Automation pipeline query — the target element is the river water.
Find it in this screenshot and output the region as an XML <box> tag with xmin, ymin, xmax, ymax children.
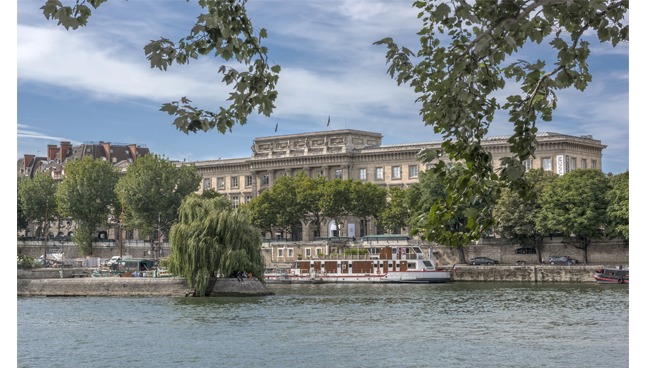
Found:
<box><xmin>18</xmin><ymin>282</ymin><xmax>629</xmax><ymax>368</ymax></box>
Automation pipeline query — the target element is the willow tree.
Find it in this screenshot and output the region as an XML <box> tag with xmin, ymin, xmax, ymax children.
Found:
<box><xmin>168</xmin><ymin>195</ymin><xmax>264</xmax><ymax>295</ymax></box>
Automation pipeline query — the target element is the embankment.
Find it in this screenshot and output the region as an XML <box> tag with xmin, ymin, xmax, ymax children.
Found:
<box><xmin>451</xmin><ymin>264</ymin><xmax>607</xmax><ymax>282</ymax></box>
<box><xmin>17</xmin><ymin>276</ymin><xmax>274</xmax><ymax>297</ymax></box>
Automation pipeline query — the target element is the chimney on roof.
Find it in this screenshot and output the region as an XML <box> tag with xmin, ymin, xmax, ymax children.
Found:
<box><xmin>60</xmin><ymin>141</ymin><xmax>72</xmax><ymax>163</ymax></box>
<box><xmin>47</xmin><ymin>145</ymin><xmax>57</xmax><ymax>161</ymax></box>
<box><xmin>23</xmin><ymin>154</ymin><xmax>35</xmax><ymax>172</ymax></box>
<box><xmin>128</xmin><ymin>144</ymin><xmax>137</xmax><ymax>160</ymax></box>
<box><xmin>101</xmin><ymin>142</ymin><xmax>111</xmax><ymax>161</ymax></box>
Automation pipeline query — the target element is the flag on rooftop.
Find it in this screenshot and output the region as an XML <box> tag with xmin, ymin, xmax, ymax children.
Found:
<box><xmin>275</xmin><ymin>122</ymin><xmax>278</xmax><ymax>132</ymax></box>
<box><xmin>327</xmin><ymin>115</ymin><xmax>330</xmax><ymax>127</ymax></box>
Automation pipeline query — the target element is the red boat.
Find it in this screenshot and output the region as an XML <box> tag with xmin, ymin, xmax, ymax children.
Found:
<box><xmin>593</xmin><ymin>267</ymin><xmax>629</xmax><ymax>284</ymax></box>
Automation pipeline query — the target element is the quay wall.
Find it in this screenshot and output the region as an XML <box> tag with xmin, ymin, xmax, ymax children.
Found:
<box><xmin>450</xmin><ymin>265</ymin><xmax>603</xmax><ymax>282</ymax></box>
<box><xmin>17</xmin><ymin>276</ymin><xmax>273</xmax><ymax>297</ymax></box>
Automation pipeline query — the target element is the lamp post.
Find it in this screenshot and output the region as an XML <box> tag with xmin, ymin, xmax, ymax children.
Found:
<box><xmin>157</xmin><ymin>212</ymin><xmax>161</xmax><ymax>260</ymax></box>
<box><xmin>43</xmin><ymin>199</ymin><xmax>48</xmax><ymax>265</ymax></box>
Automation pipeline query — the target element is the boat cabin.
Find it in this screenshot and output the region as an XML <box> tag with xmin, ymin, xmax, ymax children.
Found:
<box><xmin>112</xmin><ymin>258</ymin><xmax>156</xmax><ymax>274</ymax></box>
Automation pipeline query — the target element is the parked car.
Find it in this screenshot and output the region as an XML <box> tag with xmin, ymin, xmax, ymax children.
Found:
<box><xmin>548</xmin><ymin>256</ymin><xmax>578</xmax><ymax>265</ymax></box>
<box><xmin>468</xmin><ymin>257</ymin><xmax>499</xmax><ymax>265</ymax></box>
<box><xmin>515</xmin><ymin>247</ymin><xmax>537</xmax><ymax>254</ymax></box>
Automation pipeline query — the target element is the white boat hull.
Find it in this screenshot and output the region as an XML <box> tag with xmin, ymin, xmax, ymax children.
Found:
<box><xmin>265</xmin><ymin>270</ymin><xmax>451</xmax><ymax>284</ymax></box>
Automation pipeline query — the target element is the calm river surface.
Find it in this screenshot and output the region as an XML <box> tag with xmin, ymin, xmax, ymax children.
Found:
<box><xmin>18</xmin><ymin>282</ymin><xmax>629</xmax><ymax>368</ymax></box>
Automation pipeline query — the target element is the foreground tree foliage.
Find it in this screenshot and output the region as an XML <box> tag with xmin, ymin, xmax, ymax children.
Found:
<box><xmin>40</xmin><ymin>0</ymin><xmax>628</xmax><ymax>249</ymax></box>
<box><xmin>56</xmin><ymin>156</ymin><xmax>119</xmax><ymax>255</ymax></box>
<box><xmin>536</xmin><ymin>169</ymin><xmax>609</xmax><ymax>263</ymax></box>
<box><xmin>116</xmin><ymin>154</ymin><xmax>201</xmax><ymax>246</ymax></box>
<box><xmin>375</xmin><ymin>0</ymin><xmax>628</xmax><ymax>243</ymax></box>
<box><xmin>41</xmin><ymin>0</ymin><xmax>280</xmax><ymax>135</ymax></box>
<box><xmin>168</xmin><ymin>195</ymin><xmax>264</xmax><ymax>295</ymax></box>
<box><xmin>409</xmin><ymin>164</ymin><xmax>497</xmax><ymax>263</ymax></box>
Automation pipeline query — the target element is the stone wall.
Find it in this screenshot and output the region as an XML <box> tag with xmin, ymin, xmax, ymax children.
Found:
<box><xmin>17</xmin><ymin>277</ymin><xmax>273</xmax><ymax>297</ymax></box>
<box><xmin>450</xmin><ymin>265</ymin><xmax>602</xmax><ymax>282</ymax></box>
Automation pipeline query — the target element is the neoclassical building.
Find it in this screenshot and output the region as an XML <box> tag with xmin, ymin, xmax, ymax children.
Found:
<box><xmin>189</xmin><ymin>129</ymin><xmax>606</xmax><ymax>241</ymax></box>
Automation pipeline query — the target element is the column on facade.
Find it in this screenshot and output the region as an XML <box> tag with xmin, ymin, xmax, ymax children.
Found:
<box><xmin>342</xmin><ymin>164</ymin><xmax>351</xmax><ymax>180</ymax></box>
<box><xmin>268</xmin><ymin>169</ymin><xmax>274</xmax><ymax>188</ymax></box>
<box><xmin>250</xmin><ymin>170</ymin><xmax>259</xmax><ymax>197</ymax></box>
<box><xmin>322</xmin><ymin>165</ymin><xmax>329</xmax><ymax>179</ymax></box>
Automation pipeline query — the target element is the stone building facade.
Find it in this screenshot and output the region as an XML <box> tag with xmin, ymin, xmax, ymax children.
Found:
<box><xmin>189</xmin><ymin>129</ymin><xmax>606</xmax><ymax>241</ymax></box>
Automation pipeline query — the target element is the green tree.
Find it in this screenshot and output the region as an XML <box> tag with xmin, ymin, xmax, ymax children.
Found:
<box><xmin>295</xmin><ymin>172</ymin><xmax>327</xmax><ymax>238</ymax></box>
<box><xmin>350</xmin><ymin>180</ymin><xmax>387</xmax><ymax>237</ymax></box>
<box><xmin>41</xmin><ymin>0</ymin><xmax>280</xmax><ymax>135</ymax></box>
<box><xmin>17</xmin><ymin>178</ymin><xmax>30</xmax><ymax>232</ymax></box>
<box><xmin>56</xmin><ymin>156</ymin><xmax>120</xmax><ymax>255</ymax></box>
<box><xmin>375</xmin><ymin>0</ymin><xmax>628</xmax><ymax>243</ymax></box>
<box><xmin>168</xmin><ymin>195</ymin><xmax>264</xmax><ymax>295</ymax></box>
<box><xmin>319</xmin><ymin>179</ymin><xmax>353</xmax><ymax>237</ymax></box>
<box><xmin>493</xmin><ymin>169</ymin><xmax>558</xmax><ymax>261</ymax></box>
<box><xmin>380</xmin><ymin>186</ymin><xmax>410</xmax><ymax>234</ymax></box>
<box><xmin>245</xmin><ymin>175</ymin><xmax>303</xmax><ymax>240</ymax></box>
<box><xmin>536</xmin><ymin>169</ymin><xmax>609</xmax><ymax>263</ymax></box>
<box><xmin>246</xmin><ymin>189</ymin><xmax>277</xmax><ymax>237</ymax></box>
<box><xmin>17</xmin><ymin>173</ymin><xmax>58</xmax><ymax>238</ymax></box>
<box><xmin>414</xmin><ymin>164</ymin><xmax>498</xmax><ymax>263</ymax></box>
<box><xmin>116</xmin><ymin>154</ymin><xmax>201</xmax><ymax>250</ymax></box>
<box><xmin>405</xmin><ymin>169</ymin><xmax>447</xmax><ymax>231</ymax></box>
<box><xmin>605</xmin><ymin>171</ymin><xmax>628</xmax><ymax>241</ymax></box>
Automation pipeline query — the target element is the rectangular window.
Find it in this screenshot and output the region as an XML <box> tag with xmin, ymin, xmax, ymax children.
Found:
<box><xmin>287</xmin><ymin>249</ymin><xmax>294</xmax><ymax>258</ymax></box>
<box><xmin>523</xmin><ymin>159</ymin><xmax>532</xmax><ymax>171</ymax></box>
<box><xmin>217</xmin><ymin>177</ymin><xmax>225</xmax><ymax>189</ymax></box>
<box><xmin>375</xmin><ymin>167</ymin><xmax>384</xmax><ymax>180</ymax></box>
<box><xmin>305</xmin><ymin>248</ymin><xmax>311</xmax><ymax>258</ymax></box>
<box><xmin>542</xmin><ymin>157</ymin><xmax>552</xmax><ymax>171</ymax></box>
<box><xmin>570</xmin><ymin>157</ymin><xmax>577</xmax><ymax>171</ymax></box>
<box><xmin>277</xmin><ymin>249</ymin><xmax>283</xmax><ymax>257</ymax></box>
<box><xmin>391</xmin><ymin>166</ymin><xmax>401</xmax><ymax>179</ymax></box>
<box><xmin>203</xmin><ymin>178</ymin><xmax>212</xmax><ymax>190</ymax></box>
<box><xmin>359</xmin><ymin>168</ymin><xmax>367</xmax><ymax>180</ymax></box>
<box><xmin>591</xmin><ymin>159</ymin><xmax>597</xmax><ymax>169</ymax></box>
<box><xmin>262</xmin><ymin>174</ymin><xmax>270</xmax><ymax>185</ymax></box>
<box><xmin>408</xmin><ymin>165</ymin><xmax>418</xmax><ymax>178</ymax></box>
<box><xmin>245</xmin><ymin>175</ymin><xmax>253</xmax><ymax>187</ymax></box>
<box><xmin>231</xmin><ymin>176</ymin><xmax>239</xmax><ymax>189</ymax></box>
<box><xmin>581</xmin><ymin>159</ymin><xmax>587</xmax><ymax>169</ymax></box>
<box><xmin>232</xmin><ymin>196</ymin><xmax>239</xmax><ymax>208</ymax></box>
<box><xmin>335</xmin><ymin>169</ymin><xmax>343</xmax><ymax>179</ymax></box>
<box><xmin>245</xmin><ymin>195</ymin><xmax>252</xmax><ymax>204</ymax></box>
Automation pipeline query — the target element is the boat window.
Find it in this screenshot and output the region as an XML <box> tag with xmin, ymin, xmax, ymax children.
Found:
<box><xmin>423</xmin><ymin>261</ymin><xmax>434</xmax><ymax>268</ymax></box>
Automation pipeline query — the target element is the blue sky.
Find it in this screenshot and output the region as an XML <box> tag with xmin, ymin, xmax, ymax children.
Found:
<box><xmin>14</xmin><ymin>0</ymin><xmax>629</xmax><ymax>174</ymax></box>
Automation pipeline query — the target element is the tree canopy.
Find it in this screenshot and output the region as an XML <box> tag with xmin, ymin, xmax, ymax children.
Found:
<box><xmin>17</xmin><ymin>172</ymin><xmax>58</xmax><ymax>237</ymax></box>
<box><xmin>375</xmin><ymin>0</ymin><xmax>628</xmax><ymax>242</ymax></box>
<box><xmin>41</xmin><ymin>0</ymin><xmax>280</xmax><ymax>135</ymax></box>
<box><xmin>40</xmin><ymin>0</ymin><xmax>628</xmax><ymax>246</ymax></box>
<box><xmin>55</xmin><ymin>156</ymin><xmax>120</xmax><ymax>255</ymax></box>
<box><xmin>536</xmin><ymin>169</ymin><xmax>610</xmax><ymax>262</ymax></box>
<box><xmin>115</xmin><ymin>154</ymin><xmax>201</xmax><ymax>241</ymax></box>
<box><xmin>168</xmin><ymin>195</ymin><xmax>264</xmax><ymax>295</ymax></box>
<box><xmin>605</xmin><ymin>171</ymin><xmax>629</xmax><ymax>241</ymax></box>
